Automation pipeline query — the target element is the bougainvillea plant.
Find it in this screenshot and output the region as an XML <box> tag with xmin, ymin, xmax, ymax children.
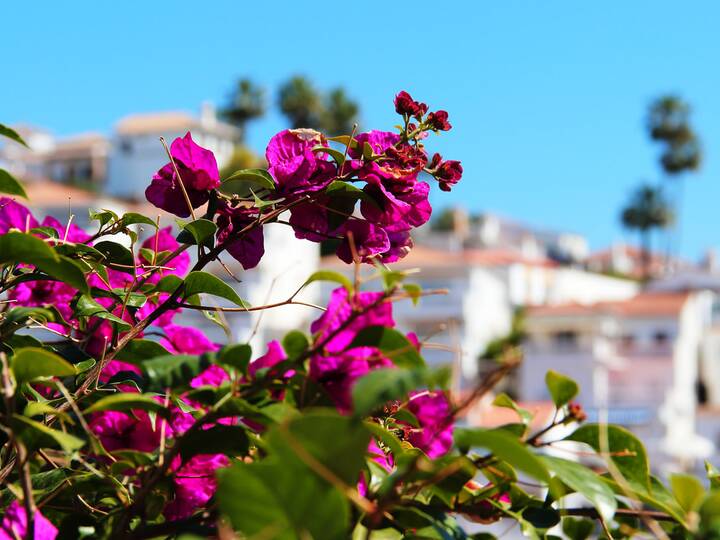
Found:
<box><xmin>0</xmin><ymin>93</ymin><xmax>717</xmax><ymax>539</ymax></box>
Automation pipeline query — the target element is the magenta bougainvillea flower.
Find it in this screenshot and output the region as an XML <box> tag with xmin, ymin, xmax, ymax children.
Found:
<box><xmin>352</xmin><ymin>130</ymin><xmax>400</xmax><ymax>156</ymax></box>
<box><xmin>164</xmin><ymin>453</ymin><xmax>229</xmax><ymax>521</ymax></box>
<box><xmin>140</xmin><ymin>226</ymin><xmax>190</xmax><ymax>279</ymax></box>
<box><xmin>404</xmin><ymin>391</ymin><xmax>454</xmax><ymax>458</ymax></box>
<box><xmin>311</xmin><ymin>287</ymin><xmax>394</xmax><ymax>353</ymax></box>
<box><xmin>310</xmin><ymin>346</ymin><xmax>391</xmax><ymax>411</ymax></box>
<box><xmin>0</xmin><ymin>197</ymin><xmax>38</xmax><ymax>234</ymax></box>
<box><xmin>215</xmin><ymin>203</ymin><xmax>265</xmax><ymax>270</ymax></box>
<box><xmin>0</xmin><ymin>501</ymin><xmax>57</xmax><ymax>540</ymax></box>
<box><xmin>380</xmin><ymin>231</ymin><xmax>414</xmax><ymax>263</ymax></box>
<box><xmin>248</xmin><ymin>340</ymin><xmax>288</xmax><ymax>378</ymax></box>
<box><xmin>335</xmin><ymin>220</ymin><xmax>390</xmax><ymax>264</ymax></box>
<box><xmin>89</xmin><ymin>410</ymin><xmax>161</xmax><ymax>453</ymax></box>
<box><xmin>266</xmin><ymin>129</ymin><xmax>337</xmax><ymax>195</ymax></box>
<box><xmin>145</xmin><ymin>132</ymin><xmax>220</xmax><ymax>217</ymax></box>
<box><xmin>360</xmin><ymin>180</ymin><xmax>432</xmax><ymax>233</ymax></box>
<box><xmin>287</xmin><ymin>197</ymin><xmax>338</xmax><ymax>242</ymax></box>
<box><xmin>161</xmin><ymin>324</ymin><xmax>219</xmax><ymax>355</ymax></box>
<box><xmin>9</xmin><ymin>280</ymin><xmax>78</xmax><ymax>322</ymax></box>
<box><xmin>40</xmin><ymin>215</ymin><xmax>92</xmax><ymax>243</ymax></box>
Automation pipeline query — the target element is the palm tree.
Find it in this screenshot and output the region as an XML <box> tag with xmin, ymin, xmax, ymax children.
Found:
<box><xmin>321</xmin><ymin>88</ymin><xmax>359</xmax><ymax>136</ymax></box>
<box><xmin>647</xmin><ymin>96</ymin><xmax>701</xmax><ymax>262</ymax></box>
<box><xmin>278</xmin><ymin>76</ymin><xmax>324</xmax><ymax>130</ymax></box>
<box><xmin>620</xmin><ymin>184</ymin><xmax>674</xmax><ymax>281</ymax></box>
<box><xmin>221</xmin><ymin>78</ymin><xmax>266</xmax><ymax>142</ymax></box>
<box><xmin>278</xmin><ymin>76</ymin><xmax>360</xmax><ymax>135</ymax></box>
<box><xmin>648</xmin><ymin>96</ymin><xmax>702</xmax><ymax>174</ymax></box>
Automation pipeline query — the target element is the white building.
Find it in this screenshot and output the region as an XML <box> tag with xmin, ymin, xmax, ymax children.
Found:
<box><xmin>320</xmin><ymin>245</ymin><xmax>638</xmax><ymax>389</ymax></box>
<box><xmin>0</xmin><ymin>127</ymin><xmax>109</xmax><ymax>189</ymax></box>
<box><xmin>106</xmin><ymin>104</ymin><xmax>239</xmax><ymax>200</ymax></box>
<box><xmin>417</xmin><ymin>210</ymin><xmax>590</xmax><ymax>264</ymax></box>
<box><xmin>520</xmin><ymin>290</ymin><xmax>717</xmax><ymax>471</ymax></box>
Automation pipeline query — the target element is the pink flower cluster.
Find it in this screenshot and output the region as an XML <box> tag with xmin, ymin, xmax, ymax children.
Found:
<box><xmin>142</xmin><ymin>91</ymin><xmax>462</xmax><ymax>266</ymax></box>
<box><xmin>309</xmin><ymin>287</ymin><xmax>454</xmax><ymax>458</ymax></box>
<box><xmin>0</xmin><ymin>501</ymin><xmax>57</xmax><ymax>540</ymax></box>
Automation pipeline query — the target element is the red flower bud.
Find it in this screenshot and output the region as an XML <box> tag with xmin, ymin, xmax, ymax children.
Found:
<box><xmin>426</xmin><ymin>110</ymin><xmax>452</xmax><ymax>131</ymax></box>
<box><xmin>394</xmin><ymin>91</ymin><xmax>428</xmax><ymax>119</ymax></box>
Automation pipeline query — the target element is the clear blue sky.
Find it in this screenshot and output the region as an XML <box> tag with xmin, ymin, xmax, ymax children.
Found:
<box><xmin>3</xmin><ymin>1</ymin><xmax>719</xmax><ymax>259</ymax></box>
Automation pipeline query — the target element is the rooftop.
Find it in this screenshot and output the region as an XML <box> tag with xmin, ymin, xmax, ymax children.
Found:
<box><xmin>115</xmin><ymin>110</ymin><xmax>239</xmax><ymax>139</ymax></box>
<box><xmin>527</xmin><ymin>290</ymin><xmax>690</xmax><ymax>318</ymax></box>
<box><xmin>321</xmin><ymin>245</ymin><xmax>557</xmax><ymax>270</ymax></box>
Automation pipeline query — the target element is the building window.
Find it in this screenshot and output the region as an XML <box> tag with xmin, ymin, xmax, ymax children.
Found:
<box><xmin>653</xmin><ymin>331</ymin><xmax>669</xmax><ymax>347</ymax></box>
<box><xmin>553</xmin><ymin>330</ymin><xmax>577</xmax><ymax>349</ymax></box>
<box><xmin>620</xmin><ymin>334</ymin><xmax>635</xmax><ymax>350</ymax></box>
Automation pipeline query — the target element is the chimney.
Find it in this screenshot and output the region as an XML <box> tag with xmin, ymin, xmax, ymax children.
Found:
<box><xmin>200</xmin><ymin>101</ymin><xmax>217</xmax><ymax>128</ymax></box>
<box><xmin>703</xmin><ymin>248</ymin><xmax>718</xmax><ymax>273</ymax></box>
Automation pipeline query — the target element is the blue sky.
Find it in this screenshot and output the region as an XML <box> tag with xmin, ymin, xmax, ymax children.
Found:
<box><xmin>2</xmin><ymin>1</ymin><xmax>719</xmax><ymax>258</ymax></box>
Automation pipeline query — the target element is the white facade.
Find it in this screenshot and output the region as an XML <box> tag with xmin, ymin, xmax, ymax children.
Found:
<box><xmin>106</xmin><ymin>104</ymin><xmax>239</xmax><ymax>200</ymax></box>
<box><xmin>180</xmin><ymin>220</ymin><xmax>321</xmax><ymax>352</ymax></box>
<box><xmin>319</xmin><ymin>246</ymin><xmax>638</xmax><ymax>389</ymax></box>
<box><xmin>519</xmin><ymin>290</ymin><xmax>718</xmax><ymax>472</ymax></box>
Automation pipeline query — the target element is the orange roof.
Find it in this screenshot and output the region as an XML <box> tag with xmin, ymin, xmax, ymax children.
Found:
<box><xmin>321</xmin><ymin>245</ymin><xmax>556</xmax><ymax>269</ymax></box>
<box><xmin>463</xmin><ymin>399</ymin><xmax>556</xmax><ymax>431</ymax></box>
<box><xmin>527</xmin><ymin>291</ymin><xmax>689</xmax><ymax>318</ymax></box>
<box><xmin>115</xmin><ymin>112</ymin><xmax>197</xmax><ymax>135</ymax></box>
<box><xmin>588</xmin><ymin>244</ymin><xmax>665</xmax><ymax>263</ymax></box>
<box><xmin>23</xmin><ymin>180</ymin><xmax>98</xmax><ymax>206</ymax></box>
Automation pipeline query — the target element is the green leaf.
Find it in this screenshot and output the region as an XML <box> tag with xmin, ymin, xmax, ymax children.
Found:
<box><xmin>349</xmin><ymin>326</ymin><xmax>425</xmax><ymax>368</ymax></box>
<box><xmin>84</xmin><ymin>393</ymin><xmax>168</xmax><ymax>417</ymax></box>
<box><xmin>542</xmin><ymin>455</ymin><xmax>617</xmax><ymax>521</ymax></box>
<box><xmin>218</xmin><ymin>458</ymin><xmax>349</xmax><ymax>540</ymax></box>
<box><xmin>216</xmin><ymin>343</ymin><xmax>252</xmax><ymax>373</ymax></box>
<box><xmin>220</xmin><ymin>168</ymin><xmax>276</xmax><ymax>196</ymax></box>
<box><xmin>545</xmin><ymin>370</ymin><xmax>579</xmax><ymax>408</ymax></box>
<box><xmin>302</xmin><ymin>270</ymin><xmax>352</xmax><ymax>293</ymax></box>
<box><xmin>0</xmin><ymin>232</ymin><xmax>88</xmax><ymax>292</ymax></box>
<box><xmin>0</xmin><ymin>123</ymin><xmax>29</xmax><ymax>147</ymax></box>
<box><xmin>178</xmin><ymin>218</ymin><xmax>217</xmax><ymax>246</ymax></box>
<box><xmin>179</xmin><ymin>425</ymin><xmax>249</xmax><ymax>461</ymax></box>
<box><xmin>282</xmin><ymin>331</ymin><xmax>309</xmax><ymax>360</ymax></box>
<box><xmin>352</xmin><ymin>368</ymin><xmax>433</xmax><ymax>417</ymax></box>
<box><xmin>93</xmin><ymin>241</ymin><xmax>135</xmax><ymax>275</ymax></box>
<box><xmin>11</xmin><ymin>414</ymin><xmax>85</xmax><ymax>453</ymax></box>
<box><xmin>118</xmin><ymin>212</ymin><xmax>158</xmax><ymax>228</ymax></box>
<box><xmin>454</xmin><ymin>427</ymin><xmax>549</xmax><ymax>482</ymax></box>
<box><xmin>11</xmin><ymin>347</ymin><xmax>76</xmax><ymax>383</ymax></box>
<box><xmin>72</xmin><ymin>295</ymin><xmax>131</xmax><ymax>330</ymax></box>
<box><xmin>267</xmin><ymin>411</ymin><xmax>371</xmax><ymax>485</ymax></box>
<box><xmin>141</xmin><ymin>354</ymin><xmax>208</xmax><ymax>391</ymax></box>
<box><xmin>312</xmin><ymin>145</ymin><xmax>346</xmax><ymax>166</ymax></box>
<box><xmin>23</xmin><ymin>402</ymin><xmax>73</xmax><ymax>423</ymax></box>
<box><xmin>706</xmin><ymin>461</ymin><xmax>720</xmax><ymax>490</ymax></box>
<box><xmin>114</xmin><ymin>339</ymin><xmax>171</xmax><ymax>362</ymax></box>
<box><xmin>155</xmin><ymin>274</ymin><xmax>183</xmax><ymax>293</ymax></box>
<box><xmin>699</xmin><ymin>492</ymin><xmax>720</xmax><ymax>531</ymax></box>
<box><xmin>565</xmin><ymin>423</ymin><xmax>650</xmax><ymax>488</ymax></box>
<box><xmin>522</xmin><ymin>507</ymin><xmax>560</xmax><ymax>530</ymax></box>
<box><xmin>493</xmin><ymin>393</ymin><xmax>533</xmax><ymax>425</ymax></box>
<box><xmin>670</xmin><ymin>473</ymin><xmax>705</xmax><ymax>513</ymax></box>
<box><xmin>183</xmin><ymin>271</ymin><xmax>250</xmax><ymax>308</ymax></box>
<box><xmin>0</xmin><ymin>169</ymin><xmax>27</xmax><ymax>198</ymax></box>
<box><xmin>89</xmin><ymin>209</ymin><xmax>119</xmax><ymax>227</ymax></box>
<box><xmin>403</xmin><ymin>283</ymin><xmax>422</xmax><ymax>305</ymax></box>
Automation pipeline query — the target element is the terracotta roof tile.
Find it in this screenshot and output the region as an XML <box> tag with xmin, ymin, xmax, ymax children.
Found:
<box><xmin>527</xmin><ymin>291</ymin><xmax>689</xmax><ymax>318</ymax></box>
